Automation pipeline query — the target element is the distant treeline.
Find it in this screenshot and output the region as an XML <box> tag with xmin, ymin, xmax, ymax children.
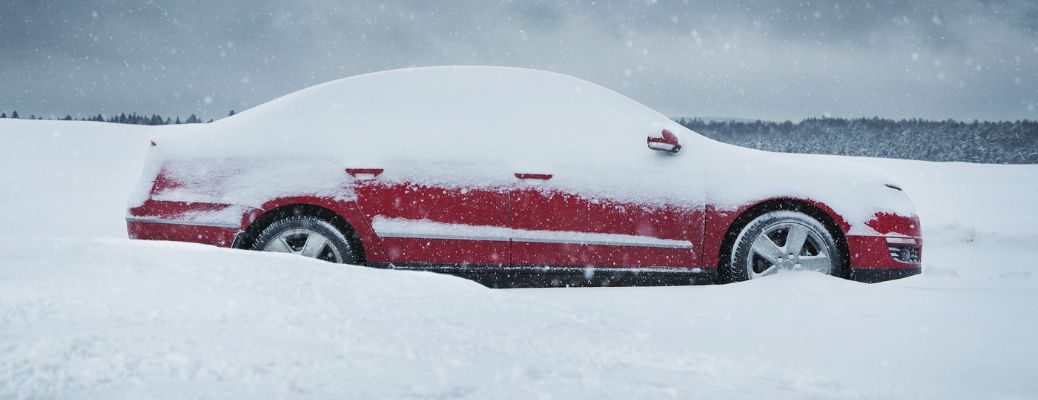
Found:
<box><xmin>3</xmin><ymin>110</ymin><xmax>1035</xmax><ymax>163</ymax></box>
<box><xmin>677</xmin><ymin>117</ymin><xmax>1038</xmax><ymax>164</ymax></box>
<box><xmin>0</xmin><ymin>110</ymin><xmax>231</xmax><ymax>125</ymax></box>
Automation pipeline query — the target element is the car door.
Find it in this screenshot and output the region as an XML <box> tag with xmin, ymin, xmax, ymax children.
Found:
<box><xmin>510</xmin><ymin>176</ymin><xmax>701</xmax><ymax>270</ymax></box>
<box><xmin>351</xmin><ymin>167</ymin><xmax>511</xmax><ymax>269</ymax></box>
<box><xmin>509</xmin><ymin>126</ymin><xmax>704</xmax><ymax>271</ymax></box>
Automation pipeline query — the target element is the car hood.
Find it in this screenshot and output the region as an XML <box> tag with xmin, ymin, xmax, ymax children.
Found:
<box><xmin>688</xmin><ymin>131</ymin><xmax>918</xmax><ymax>236</ymax></box>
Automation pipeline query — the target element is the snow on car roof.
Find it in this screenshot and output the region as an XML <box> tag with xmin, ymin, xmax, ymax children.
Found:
<box><xmin>161</xmin><ymin>66</ymin><xmax>680</xmax><ymax>164</ymax></box>
<box><xmin>143</xmin><ymin>66</ymin><xmax>695</xmax><ymax>207</ymax></box>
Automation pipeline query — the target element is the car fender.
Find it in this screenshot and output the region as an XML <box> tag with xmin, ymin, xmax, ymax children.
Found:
<box><xmin>254</xmin><ymin>195</ymin><xmax>388</xmax><ymax>262</ymax></box>
<box><xmin>702</xmin><ymin>196</ymin><xmax>852</xmax><ymax>269</ymax></box>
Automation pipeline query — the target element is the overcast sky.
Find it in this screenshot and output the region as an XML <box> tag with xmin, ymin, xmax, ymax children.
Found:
<box><xmin>1</xmin><ymin>0</ymin><xmax>1036</xmax><ymax>121</ymax></box>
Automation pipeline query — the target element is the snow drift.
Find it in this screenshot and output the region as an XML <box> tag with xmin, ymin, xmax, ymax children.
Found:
<box><xmin>2</xmin><ymin>114</ymin><xmax>1038</xmax><ymax>398</ymax></box>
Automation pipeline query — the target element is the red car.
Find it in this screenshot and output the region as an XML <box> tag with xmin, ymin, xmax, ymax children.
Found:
<box><xmin>127</xmin><ymin>66</ymin><xmax>921</xmax><ymax>286</ymax></box>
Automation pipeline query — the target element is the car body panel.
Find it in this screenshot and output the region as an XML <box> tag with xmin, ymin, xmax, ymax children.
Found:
<box><xmin>511</xmin><ymin>185</ymin><xmax>701</xmax><ymax>268</ymax></box>
<box><xmin>355</xmin><ymin>180</ymin><xmax>511</xmax><ymax>266</ymax></box>
<box><xmin>125</xmin><ymin>66</ymin><xmax>922</xmax><ymax>284</ymax></box>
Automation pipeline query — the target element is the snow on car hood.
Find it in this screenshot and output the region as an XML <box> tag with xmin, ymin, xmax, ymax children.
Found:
<box><xmin>692</xmin><ymin>133</ymin><xmax>918</xmax><ymax>235</ymax></box>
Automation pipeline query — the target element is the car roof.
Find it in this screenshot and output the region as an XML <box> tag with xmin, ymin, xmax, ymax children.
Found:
<box><xmin>161</xmin><ymin>66</ymin><xmax>680</xmax><ymax>163</ymax></box>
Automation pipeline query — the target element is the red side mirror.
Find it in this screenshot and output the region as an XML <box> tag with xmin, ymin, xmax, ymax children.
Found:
<box><xmin>647</xmin><ymin>129</ymin><xmax>681</xmax><ymax>154</ymax></box>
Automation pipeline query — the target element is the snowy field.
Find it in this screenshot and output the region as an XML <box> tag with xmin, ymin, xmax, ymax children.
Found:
<box><xmin>2</xmin><ymin>119</ymin><xmax>1037</xmax><ymax>399</ymax></box>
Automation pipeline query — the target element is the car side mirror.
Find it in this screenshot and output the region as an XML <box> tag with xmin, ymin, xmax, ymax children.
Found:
<box><xmin>647</xmin><ymin>129</ymin><xmax>681</xmax><ymax>154</ymax></box>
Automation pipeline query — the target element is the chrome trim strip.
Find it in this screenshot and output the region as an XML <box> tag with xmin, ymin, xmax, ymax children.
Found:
<box><xmin>378</xmin><ymin>232</ymin><xmax>511</xmax><ymax>242</ymax></box>
<box><xmin>377</xmin><ymin>232</ymin><xmax>694</xmax><ymax>249</ymax></box>
<box><xmin>126</xmin><ymin>216</ymin><xmax>240</xmax><ymax>229</ymax></box>
<box><xmin>513</xmin><ymin>236</ymin><xmax>693</xmax><ymax>249</ymax></box>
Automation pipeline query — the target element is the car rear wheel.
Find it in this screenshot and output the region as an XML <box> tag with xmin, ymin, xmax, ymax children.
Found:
<box><xmin>250</xmin><ymin>215</ymin><xmax>358</xmax><ymax>264</ymax></box>
<box><xmin>727</xmin><ymin>210</ymin><xmax>840</xmax><ymax>282</ymax></box>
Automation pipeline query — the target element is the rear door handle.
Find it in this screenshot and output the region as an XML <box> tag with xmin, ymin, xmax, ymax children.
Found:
<box><xmin>514</xmin><ymin>173</ymin><xmax>553</xmax><ymax>180</ymax></box>
<box><xmin>346</xmin><ymin>168</ymin><xmax>384</xmax><ymax>180</ymax></box>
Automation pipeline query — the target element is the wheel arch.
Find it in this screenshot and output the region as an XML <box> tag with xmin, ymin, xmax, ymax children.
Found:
<box><xmin>712</xmin><ymin>198</ymin><xmax>851</xmax><ymax>281</ymax></box>
<box><xmin>235</xmin><ymin>199</ymin><xmax>377</xmax><ymax>265</ymax></box>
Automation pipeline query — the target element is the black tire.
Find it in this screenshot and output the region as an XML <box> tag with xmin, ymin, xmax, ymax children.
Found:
<box><xmin>724</xmin><ymin>210</ymin><xmax>841</xmax><ymax>282</ymax></box>
<box><xmin>250</xmin><ymin>215</ymin><xmax>358</xmax><ymax>264</ymax></box>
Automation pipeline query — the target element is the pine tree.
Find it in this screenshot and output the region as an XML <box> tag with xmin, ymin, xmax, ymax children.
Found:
<box><xmin>0</xmin><ymin>112</ymin><xmax>6</xmax><ymax>118</ymax></box>
<box><xmin>228</xmin><ymin>110</ymin><xmax>236</xmax><ymax>116</ymax></box>
<box><xmin>11</xmin><ymin>111</ymin><xmax>19</xmax><ymax>119</ymax></box>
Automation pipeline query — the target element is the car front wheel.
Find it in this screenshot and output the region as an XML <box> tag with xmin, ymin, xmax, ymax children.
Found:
<box><xmin>727</xmin><ymin>210</ymin><xmax>840</xmax><ymax>282</ymax></box>
<box><xmin>250</xmin><ymin>215</ymin><xmax>358</xmax><ymax>264</ymax></box>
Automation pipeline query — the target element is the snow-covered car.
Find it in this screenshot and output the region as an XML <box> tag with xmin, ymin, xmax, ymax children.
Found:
<box><xmin>127</xmin><ymin>66</ymin><xmax>921</xmax><ymax>286</ymax></box>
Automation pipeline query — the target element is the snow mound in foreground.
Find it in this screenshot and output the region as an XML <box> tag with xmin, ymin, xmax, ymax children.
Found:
<box><xmin>3</xmin><ymin>238</ymin><xmax>1037</xmax><ymax>399</ymax></box>
<box><xmin>0</xmin><ymin>239</ymin><xmax>840</xmax><ymax>399</ymax></box>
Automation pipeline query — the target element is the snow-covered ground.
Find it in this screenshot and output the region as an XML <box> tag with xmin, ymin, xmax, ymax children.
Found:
<box><xmin>2</xmin><ymin>119</ymin><xmax>1037</xmax><ymax>399</ymax></box>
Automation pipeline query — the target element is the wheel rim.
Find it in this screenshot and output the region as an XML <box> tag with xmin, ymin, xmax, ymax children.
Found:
<box><xmin>744</xmin><ymin>221</ymin><xmax>832</xmax><ymax>279</ymax></box>
<box><xmin>262</xmin><ymin>228</ymin><xmax>343</xmax><ymax>263</ymax></box>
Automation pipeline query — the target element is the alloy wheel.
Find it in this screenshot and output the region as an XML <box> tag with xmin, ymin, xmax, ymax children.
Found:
<box><xmin>743</xmin><ymin>221</ymin><xmax>833</xmax><ymax>279</ymax></box>
<box><xmin>262</xmin><ymin>228</ymin><xmax>344</xmax><ymax>263</ymax></box>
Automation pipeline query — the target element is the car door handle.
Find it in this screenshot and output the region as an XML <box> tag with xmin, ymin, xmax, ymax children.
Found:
<box><xmin>346</xmin><ymin>168</ymin><xmax>384</xmax><ymax>179</ymax></box>
<box><xmin>514</xmin><ymin>173</ymin><xmax>553</xmax><ymax>180</ymax></box>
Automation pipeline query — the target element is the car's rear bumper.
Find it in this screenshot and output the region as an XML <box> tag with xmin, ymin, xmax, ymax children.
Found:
<box><xmin>127</xmin><ymin>200</ymin><xmax>251</xmax><ymax>247</ymax></box>
<box><xmin>127</xmin><ymin>217</ymin><xmax>241</xmax><ymax>248</ymax></box>
<box><xmin>846</xmin><ymin>234</ymin><xmax>922</xmax><ymax>283</ymax></box>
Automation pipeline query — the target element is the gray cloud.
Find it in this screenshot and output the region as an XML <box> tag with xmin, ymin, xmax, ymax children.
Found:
<box><xmin>1</xmin><ymin>0</ymin><xmax>1036</xmax><ymax>121</ymax></box>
